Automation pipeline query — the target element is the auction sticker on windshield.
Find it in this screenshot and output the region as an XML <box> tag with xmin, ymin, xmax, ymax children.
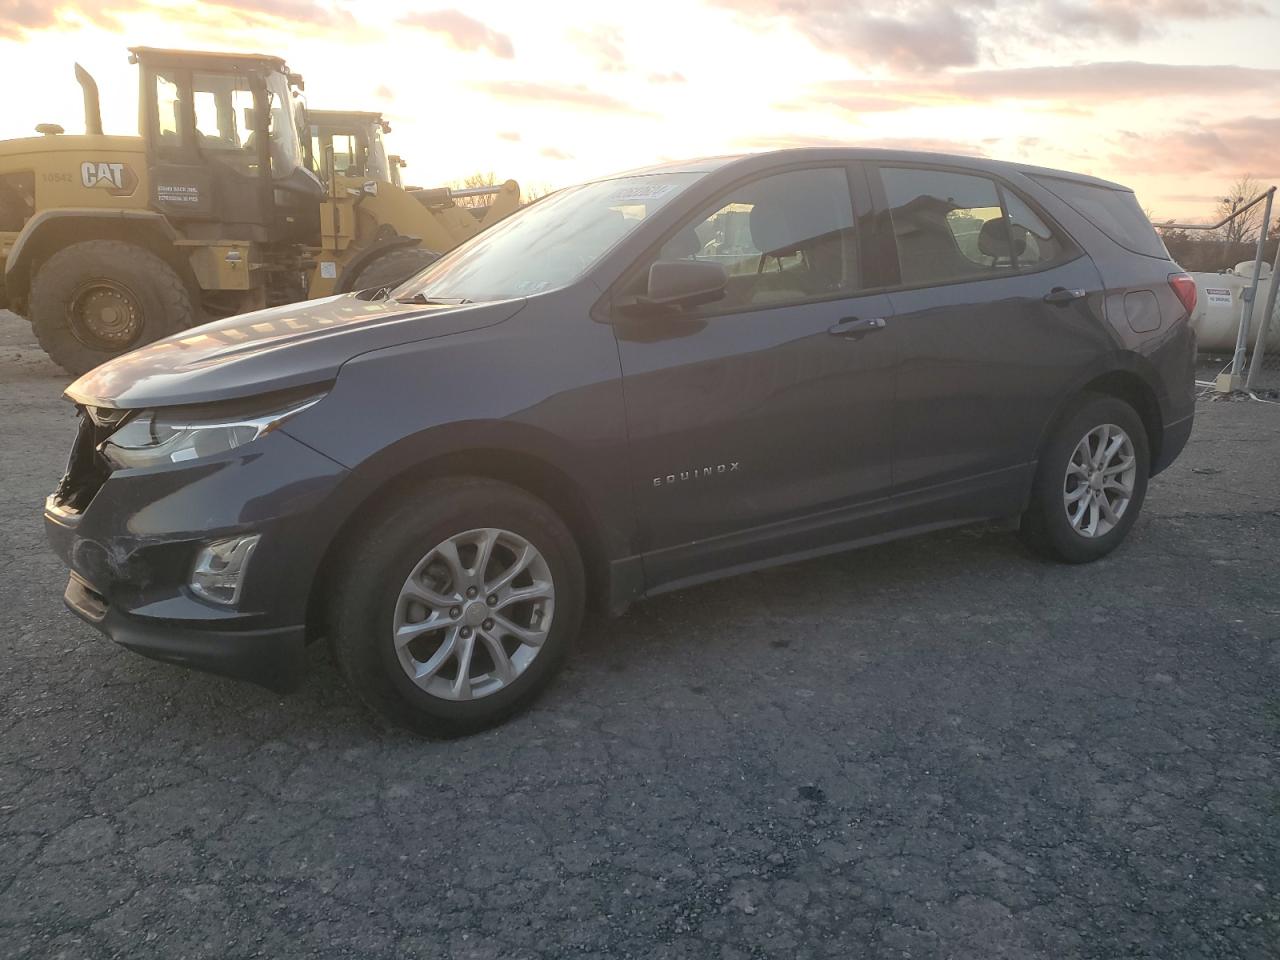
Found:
<box><xmin>609</xmin><ymin>183</ymin><xmax>678</xmax><ymax>202</ymax></box>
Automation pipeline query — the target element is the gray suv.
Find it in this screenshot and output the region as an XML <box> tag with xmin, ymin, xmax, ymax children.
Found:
<box><xmin>45</xmin><ymin>148</ymin><xmax>1197</xmax><ymax>736</ymax></box>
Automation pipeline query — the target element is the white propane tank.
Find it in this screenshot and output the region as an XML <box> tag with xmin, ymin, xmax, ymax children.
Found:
<box><xmin>1188</xmin><ymin>261</ymin><xmax>1274</xmax><ymax>352</ymax></box>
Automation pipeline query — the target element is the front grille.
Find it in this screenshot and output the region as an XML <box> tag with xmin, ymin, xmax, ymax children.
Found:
<box><xmin>52</xmin><ymin>410</ymin><xmax>114</xmax><ymax>513</ymax></box>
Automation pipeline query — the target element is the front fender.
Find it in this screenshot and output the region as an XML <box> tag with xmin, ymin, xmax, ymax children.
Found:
<box><xmin>280</xmin><ymin>295</ymin><xmax>634</xmax><ymax>561</ymax></box>
<box><xmin>4</xmin><ymin>208</ymin><xmax>179</xmax><ymax>297</ymax></box>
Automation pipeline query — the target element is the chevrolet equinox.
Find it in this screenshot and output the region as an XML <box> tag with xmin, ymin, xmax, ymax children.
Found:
<box><xmin>45</xmin><ymin>149</ymin><xmax>1197</xmax><ymax>736</ymax></box>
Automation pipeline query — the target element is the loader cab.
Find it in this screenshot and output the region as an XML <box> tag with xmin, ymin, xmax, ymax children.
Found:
<box><xmin>132</xmin><ymin>47</ymin><xmax>322</xmax><ymax>243</ymax></box>
<box><xmin>308</xmin><ymin>110</ymin><xmax>393</xmax><ymax>183</ymax></box>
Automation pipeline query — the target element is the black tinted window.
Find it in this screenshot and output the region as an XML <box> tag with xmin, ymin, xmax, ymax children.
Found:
<box><xmin>652</xmin><ymin>166</ymin><xmax>859</xmax><ymax>311</ymax></box>
<box><xmin>1033</xmin><ymin>176</ymin><xmax>1168</xmax><ymax>260</ymax></box>
<box><xmin>882</xmin><ymin>168</ymin><xmax>1013</xmax><ymax>286</ymax></box>
<box><xmin>882</xmin><ymin>167</ymin><xmax>1073</xmax><ymax>285</ymax></box>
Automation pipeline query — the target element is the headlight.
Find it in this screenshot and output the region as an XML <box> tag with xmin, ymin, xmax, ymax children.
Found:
<box><xmin>98</xmin><ymin>390</ymin><xmax>324</xmax><ymax>469</ymax></box>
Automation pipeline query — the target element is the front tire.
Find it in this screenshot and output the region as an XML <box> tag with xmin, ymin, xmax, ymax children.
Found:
<box><xmin>347</xmin><ymin>246</ymin><xmax>440</xmax><ymax>294</ymax></box>
<box><xmin>328</xmin><ymin>478</ymin><xmax>585</xmax><ymax>737</ymax></box>
<box><xmin>29</xmin><ymin>239</ymin><xmax>195</xmax><ymax>376</ymax></box>
<box><xmin>1020</xmin><ymin>393</ymin><xmax>1150</xmax><ymax>563</ymax></box>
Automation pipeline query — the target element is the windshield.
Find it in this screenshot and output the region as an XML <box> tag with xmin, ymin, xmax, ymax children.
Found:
<box><xmin>266</xmin><ymin>71</ymin><xmax>306</xmax><ymax>179</ymax></box>
<box><xmin>366</xmin><ymin>123</ymin><xmax>390</xmax><ymax>182</ymax></box>
<box><xmin>395</xmin><ymin>172</ymin><xmax>702</xmax><ymax>302</ymax></box>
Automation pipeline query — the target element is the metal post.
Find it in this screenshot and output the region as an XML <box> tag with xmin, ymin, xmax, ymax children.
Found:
<box><xmin>1246</xmin><ymin>216</ymin><xmax>1280</xmax><ymax>391</ymax></box>
<box><xmin>1225</xmin><ymin>187</ymin><xmax>1274</xmax><ymax>391</ymax></box>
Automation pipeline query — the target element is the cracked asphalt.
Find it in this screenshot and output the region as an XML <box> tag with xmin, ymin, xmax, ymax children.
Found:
<box><xmin>1</xmin><ymin>309</ymin><xmax>1277</xmax><ymax>959</ymax></box>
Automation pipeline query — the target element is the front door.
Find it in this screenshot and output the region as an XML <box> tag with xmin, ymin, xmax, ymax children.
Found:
<box><xmin>611</xmin><ymin>165</ymin><xmax>897</xmax><ymax>589</ymax></box>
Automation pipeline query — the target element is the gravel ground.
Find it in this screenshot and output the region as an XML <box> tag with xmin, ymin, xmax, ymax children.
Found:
<box><xmin>1</xmin><ymin>310</ymin><xmax>1277</xmax><ymax>959</ymax></box>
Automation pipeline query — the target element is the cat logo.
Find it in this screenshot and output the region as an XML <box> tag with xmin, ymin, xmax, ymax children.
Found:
<box><xmin>80</xmin><ymin>161</ymin><xmax>138</xmax><ymax>197</ymax></box>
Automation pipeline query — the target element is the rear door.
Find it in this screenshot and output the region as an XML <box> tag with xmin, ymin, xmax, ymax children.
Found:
<box><xmin>610</xmin><ymin>164</ymin><xmax>897</xmax><ymax>589</ymax></box>
<box><xmin>866</xmin><ymin>163</ymin><xmax>1111</xmax><ymax>502</ymax></box>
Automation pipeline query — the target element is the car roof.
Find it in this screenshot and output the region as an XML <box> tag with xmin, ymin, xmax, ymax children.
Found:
<box><xmin>608</xmin><ymin>147</ymin><xmax>1133</xmax><ymax>194</ymax></box>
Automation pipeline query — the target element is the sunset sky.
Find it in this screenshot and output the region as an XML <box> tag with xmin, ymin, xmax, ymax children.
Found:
<box><xmin>1</xmin><ymin>0</ymin><xmax>1277</xmax><ymax>220</ymax></box>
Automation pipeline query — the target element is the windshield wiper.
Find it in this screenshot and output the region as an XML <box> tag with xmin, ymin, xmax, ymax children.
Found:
<box><xmin>396</xmin><ymin>293</ymin><xmax>474</xmax><ymax>305</ymax></box>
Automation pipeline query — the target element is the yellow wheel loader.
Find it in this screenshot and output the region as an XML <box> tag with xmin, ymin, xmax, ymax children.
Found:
<box><xmin>0</xmin><ymin>49</ymin><xmax>520</xmax><ymax>374</ymax></box>
<box><xmin>305</xmin><ymin>107</ymin><xmax>519</xmax><ymax>291</ymax></box>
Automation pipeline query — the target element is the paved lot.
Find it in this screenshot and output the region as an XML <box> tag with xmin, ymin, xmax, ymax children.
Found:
<box><xmin>1</xmin><ymin>310</ymin><xmax>1277</xmax><ymax>959</ymax></box>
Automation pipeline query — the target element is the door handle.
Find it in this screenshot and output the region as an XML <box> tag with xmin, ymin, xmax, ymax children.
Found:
<box><xmin>1043</xmin><ymin>287</ymin><xmax>1087</xmax><ymax>306</ymax></box>
<box><xmin>828</xmin><ymin>316</ymin><xmax>886</xmax><ymax>337</ymax></box>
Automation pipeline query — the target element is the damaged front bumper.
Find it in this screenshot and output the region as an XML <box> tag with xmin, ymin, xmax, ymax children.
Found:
<box><xmin>44</xmin><ymin>420</ymin><xmax>349</xmax><ymax>692</ymax></box>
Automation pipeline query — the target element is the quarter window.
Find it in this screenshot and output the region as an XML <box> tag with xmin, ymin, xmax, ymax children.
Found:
<box><xmin>647</xmin><ymin>166</ymin><xmax>859</xmax><ymax>312</ymax></box>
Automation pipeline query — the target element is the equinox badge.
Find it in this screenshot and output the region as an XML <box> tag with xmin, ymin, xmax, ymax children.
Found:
<box><xmin>653</xmin><ymin>462</ymin><xmax>741</xmax><ymax>487</ymax></box>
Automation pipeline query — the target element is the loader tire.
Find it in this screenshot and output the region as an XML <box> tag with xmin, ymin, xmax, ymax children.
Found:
<box><xmin>30</xmin><ymin>240</ymin><xmax>195</xmax><ymax>376</ymax></box>
<box><xmin>349</xmin><ymin>246</ymin><xmax>440</xmax><ymax>294</ymax></box>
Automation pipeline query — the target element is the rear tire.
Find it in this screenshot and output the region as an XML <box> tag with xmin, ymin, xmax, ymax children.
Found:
<box><xmin>347</xmin><ymin>246</ymin><xmax>440</xmax><ymax>294</ymax></box>
<box><xmin>29</xmin><ymin>239</ymin><xmax>195</xmax><ymax>376</ymax></box>
<box><xmin>1020</xmin><ymin>393</ymin><xmax>1150</xmax><ymax>563</ymax></box>
<box><xmin>328</xmin><ymin>477</ymin><xmax>585</xmax><ymax>738</ymax></box>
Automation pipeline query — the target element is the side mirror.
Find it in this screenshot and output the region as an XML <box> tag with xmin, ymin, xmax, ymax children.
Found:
<box><xmin>644</xmin><ymin>259</ymin><xmax>728</xmax><ymax>309</ymax></box>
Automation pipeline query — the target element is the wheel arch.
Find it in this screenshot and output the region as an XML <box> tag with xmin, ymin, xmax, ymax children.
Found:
<box><xmin>1036</xmin><ymin>363</ymin><xmax>1165</xmax><ymax>477</ymax></box>
<box><xmin>305</xmin><ymin>445</ymin><xmax>616</xmax><ymax>643</ymax></box>
<box><xmin>4</xmin><ymin>210</ymin><xmax>194</xmax><ymax>312</ymax></box>
<box><xmin>335</xmin><ymin>231</ymin><xmax>422</xmax><ymax>293</ymax></box>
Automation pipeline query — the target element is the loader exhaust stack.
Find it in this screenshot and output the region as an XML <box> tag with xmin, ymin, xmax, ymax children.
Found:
<box><xmin>75</xmin><ymin>63</ymin><xmax>103</xmax><ymax>136</ymax></box>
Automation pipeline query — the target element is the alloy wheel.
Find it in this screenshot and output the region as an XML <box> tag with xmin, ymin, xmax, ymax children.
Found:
<box><xmin>392</xmin><ymin>527</ymin><xmax>555</xmax><ymax>701</ymax></box>
<box><xmin>1063</xmin><ymin>423</ymin><xmax>1136</xmax><ymax>538</ymax></box>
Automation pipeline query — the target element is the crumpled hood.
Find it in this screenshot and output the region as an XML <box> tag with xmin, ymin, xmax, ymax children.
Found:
<box><xmin>65</xmin><ymin>293</ymin><xmax>526</xmax><ymax>409</ymax></box>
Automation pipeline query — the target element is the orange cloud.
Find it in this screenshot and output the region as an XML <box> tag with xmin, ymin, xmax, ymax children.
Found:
<box><xmin>0</xmin><ymin>0</ymin><xmax>59</xmax><ymax>38</ymax></box>
<box><xmin>400</xmin><ymin>9</ymin><xmax>514</xmax><ymax>59</ymax></box>
<box><xmin>785</xmin><ymin>61</ymin><xmax>1280</xmax><ymax>120</ymax></box>
<box><xmin>1107</xmin><ymin>116</ymin><xmax>1280</xmax><ymax>177</ymax></box>
<box><xmin>713</xmin><ymin>0</ymin><xmax>1271</xmax><ymax>74</ymax></box>
<box><xmin>570</xmin><ymin>25</ymin><xmax>625</xmax><ymax>73</ymax></box>
<box><xmin>1</xmin><ymin>0</ymin><xmax>355</xmax><ymax>38</ymax></box>
<box><xmin>473</xmin><ymin>80</ymin><xmax>647</xmax><ymax>115</ymax></box>
<box><xmin>948</xmin><ymin>61</ymin><xmax>1280</xmax><ymax>101</ymax></box>
<box><xmin>733</xmin><ymin>133</ymin><xmax>986</xmax><ymax>156</ymax></box>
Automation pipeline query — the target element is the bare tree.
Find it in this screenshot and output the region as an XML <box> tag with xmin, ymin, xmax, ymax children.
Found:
<box><xmin>1213</xmin><ymin>174</ymin><xmax>1265</xmax><ymax>252</ymax></box>
<box><xmin>520</xmin><ymin>183</ymin><xmax>558</xmax><ymax>206</ymax></box>
<box><xmin>449</xmin><ymin>171</ymin><xmax>498</xmax><ymax>209</ymax></box>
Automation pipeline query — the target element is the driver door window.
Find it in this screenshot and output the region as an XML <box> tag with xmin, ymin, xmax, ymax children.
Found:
<box><xmin>647</xmin><ymin>166</ymin><xmax>859</xmax><ymax>313</ymax></box>
<box><xmin>191</xmin><ymin>72</ymin><xmax>257</xmax><ymax>177</ymax></box>
<box><xmin>155</xmin><ymin>73</ymin><xmax>182</xmax><ymax>143</ymax></box>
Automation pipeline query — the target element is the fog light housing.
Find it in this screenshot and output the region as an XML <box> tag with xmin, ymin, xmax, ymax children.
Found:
<box><xmin>190</xmin><ymin>534</ymin><xmax>260</xmax><ymax>606</ymax></box>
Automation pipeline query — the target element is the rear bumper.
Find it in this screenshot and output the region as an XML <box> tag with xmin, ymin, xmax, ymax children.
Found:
<box><xmin>63</xmin><ymin>573</ymin><xmax>307</xmax><ymax>691</ymax></box>
<box><xmin>1152</xmin><ymin>411</ymin><xmax>1193</xmax><ymax>476</ymax></box>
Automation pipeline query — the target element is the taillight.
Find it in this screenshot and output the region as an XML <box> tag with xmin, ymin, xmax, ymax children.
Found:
<box><xmin>1168</xmin><ymin>272</ymin><xmax>1197</xmax><ymax>317</ymax></box>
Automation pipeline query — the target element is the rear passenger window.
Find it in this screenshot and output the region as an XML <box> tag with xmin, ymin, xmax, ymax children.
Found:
<box><xmin>882</xmin><ymin>167</ymin><xmax>1070</xmax><ymax>286</ymax></box>
<box><xmin>882</xmin><ymin>168</ymin><xmax>1014</xmax><ymax>286</ymax></box>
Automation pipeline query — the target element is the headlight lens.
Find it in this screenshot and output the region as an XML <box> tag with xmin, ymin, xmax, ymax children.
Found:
<box><xmin>99</xmin><ymin>391</ymin><xmax>324</xmax><ymax>469</ymax></box>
